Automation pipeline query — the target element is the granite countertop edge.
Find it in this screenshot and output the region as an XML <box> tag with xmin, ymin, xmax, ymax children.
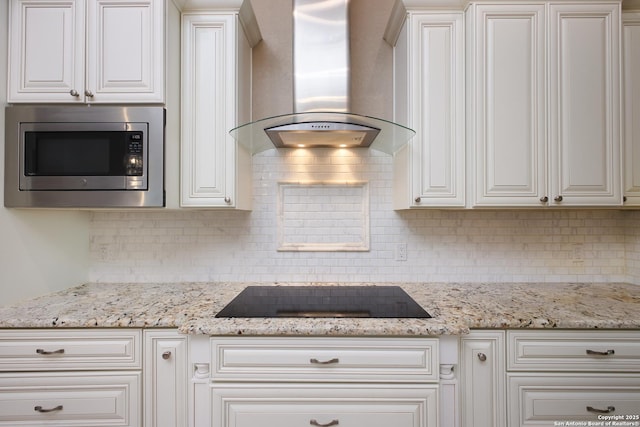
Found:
<box><xmin>0</xmin><ymin>282</ymin><xmax>638</xmax><ymax>336</ymax></box>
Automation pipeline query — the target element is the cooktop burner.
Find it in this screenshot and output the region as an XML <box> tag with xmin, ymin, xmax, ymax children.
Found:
<box><xmin>215</xmin><ymin>286</ymin><xmax>431</xmax><ymax>318</ymax></box>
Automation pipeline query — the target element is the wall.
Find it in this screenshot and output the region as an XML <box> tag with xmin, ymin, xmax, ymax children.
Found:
<box><xmin>0</xmin><ymin>1</ymin><xmax>90</xmax><ymax>306</ymax></box>
<box><xmin>89</xmin><ymin>149</ymin><xmax>635</xmax><ymax>284</ymax></box>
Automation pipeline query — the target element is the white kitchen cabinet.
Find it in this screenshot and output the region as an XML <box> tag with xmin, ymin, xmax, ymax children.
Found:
<box><xmin>180</xmin><ymin>9</ymin><xmax>258</xmax><ymax>208</ymax></box>
<box><xmin>8</xmin><ymin>0</ymin><xmax>165</xmax><ymax>103</ymax></box>
<box><xmin>506</xmin><ymin>330</ymin><xmax>640</xmax><ymax>426</ymax></box>
<box><xmin>460</xmin><ymin>331</ymin><xmax>506</xmax><ymax>427</ymax></box>
<box><xmin>0</xmin><ymin>329</ymin><xmax>142</xmax><ymax>426</ymax></box>
<box><xmin>144</xmin><ymin>330</ymin><xmax>188</xmax><ymax>427</ymax></box>
<box><xmin>623</xmin><ymin>12</ymin><xmax>640</xmax><ymax>206</ymax></box>
<box><xmin>212</xmin><ymin>384</ymin><xmax>438</xmax><ymax>427</ymax></box>
<box><xmin>390</xmin><ymin>9</ymin><xmax>466</xmax><ymax>208</ymax></box>
<box><xmin>203</xmin><ymin>337</ymin><xmax>440</xmax><ymax>427</ymax></box>
<box><xmin>468</xmin><ymin>1</ymin><xmax>622</xmax><ymax>207</ymax></box>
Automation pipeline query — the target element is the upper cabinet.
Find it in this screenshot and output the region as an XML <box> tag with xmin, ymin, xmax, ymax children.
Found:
<box><xmin>8</xmin><ymin>0</ymin><xmax>165</xmax><ymax>103</ymax></box>
<box><xmin>180</xmin><ymin>4</ymin><xmax>260</xmax><ymax>208</ymax></box>
<box><xmin>623</xmin><ymin>11</ymin><xmax>640</xmax><ymax>206</ymax></box>
<box><xmin>468</xmin><ymin>1</ymin><xmax>622</xmax><ymax>207</ymax></box>
<box><xmin>389</xmin><ymin>8</ymin><xmax>466</xmax><ymax>209</ymax></box>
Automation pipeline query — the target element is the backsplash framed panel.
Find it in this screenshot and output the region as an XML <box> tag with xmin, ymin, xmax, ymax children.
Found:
<box><xmin>89</xmin><ymin>149</ymin><xmax>638</xmax><ymax>284</ymax></box>
<box><xmin>278</xmin><ymin>182</ymin><xmax>370</xmax><ymax>252</ymax></box>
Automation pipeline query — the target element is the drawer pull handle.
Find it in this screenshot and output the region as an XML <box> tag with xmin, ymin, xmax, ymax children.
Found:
<box><xmin>310</xmin><ymin>358</ymin><xmax>339</xmax><ymax>365</ymax></box>
<box><xmin>587</xmin><ymin>405</ymin><xmax>615</xmax><ymax>414</ymax></box>
<box><xmin>477</xmin><ymin>352</ymin><xmax>487</xmax><ymax>362</ymax></box>
<box><xmin>586</xmin><ymin>349</ymin><xmax>615</xmax><ymax>356</ymax></box>
<box><xmin>34</xmin><ymin>405</ymin><xmax>63</xmax><ymax>413</ymax></box>
<box><xmin>310</xmin><ymin>419</ymin><xmax>339</xmax><ymax>427</ymax></box>
<box><xmin>36</xmin><ymin>348</ymin><xmax>65</xmax><ymax>355</ymax></box>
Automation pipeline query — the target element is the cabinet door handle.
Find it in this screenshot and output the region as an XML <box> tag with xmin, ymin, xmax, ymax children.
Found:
<box><xmin>36</xmin><ymin>348</ymin><xmax>65</xmax><ymax>355</ymax></box>
<box><xmin>69</xmin><ymin>89</ymin><xmax>80</xmax><ymax>97</ymax></box>
<box><xmin>586</xmin><ymin>405</ymin><xmax>615</xmax><ymax>414</ymax></box>
<box><xmin>34</xmin><ymin>405</ymin><xmax>63</xmax><ymax>413</ymax></box>
<box><xmin>310</xmin><ymin>358</ymin><xmax>339</xmax><ymax>365</ymax></box>
<box><xmin>477</xmin><ymin>352</ymin><xmax>487</xmax><ymax>362</ymax></box>
<box><xmin>554</xmin><ymin>195</ymin><xmax>563</xmax><ymax>202</ymax></box>
<box><xmin>84</xmin><ymin>90</ymin><xmax>94</xmax><ymax>98</ymax></box>
<box><xmin>586</xmin><ymin>349</ymin><xmax>615</xmax><ymax>356</ymax></box>
<box><xmin>540</xmin><ymin>196</ymin><xmax>549</xmax><ymax>203</ymax></box>
<box><xmin>162</xmin><ymin>351</ymin><xmax>172</xmax><ymax>360</ymax></box>
<box><xmin>310</xmin><ymin>419</ymin><xmax>339</xmax><ymax>427</ymax></box>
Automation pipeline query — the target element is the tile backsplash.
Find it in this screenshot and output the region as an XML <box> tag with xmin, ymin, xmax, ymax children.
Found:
<box><xmin>89</xmin><ymin>149</ymin><xmax>639</xmax><ymax>284</ymax></box>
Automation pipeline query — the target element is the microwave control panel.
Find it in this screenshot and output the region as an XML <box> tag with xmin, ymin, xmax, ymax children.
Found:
<box><xmin>126</xmin><ymin>132</ymin><xmax>144</xmax><ymax>176</ymax></box>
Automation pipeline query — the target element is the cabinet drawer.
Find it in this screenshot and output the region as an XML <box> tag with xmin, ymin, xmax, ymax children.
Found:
<box><xmin>212</xmin><ymin>384</ymin><xmax>438</xmax><ymax>427</ymax></box>
<box><xmin>210</xmin><ymin>337</ymin><xmax>438</xmax><ymax>382</ymax></box>
<box><xmin>0</xmin><ymin>371</ymin><xmax>141</xmax><ymax>426</ymax></box>
<box><xmin>508</xmin><ymin>374</ymin><xmax>640</xmax><ymax>426</ymax></box>
<box><xmin>0</xmin><ymin>329</ymin><xmax>141</xmax><ymax>371</ymax></box>
<box><xmin>507</xmin><ymin>330</ymin><xmax>640</xmax><ymax>371</ymax></box>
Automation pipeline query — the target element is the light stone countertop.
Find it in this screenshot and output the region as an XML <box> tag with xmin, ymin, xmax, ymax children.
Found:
<box><xmin>0</xmin><ymin>282</ymin><xmax>638</xmax><ymax>335</ymax></box>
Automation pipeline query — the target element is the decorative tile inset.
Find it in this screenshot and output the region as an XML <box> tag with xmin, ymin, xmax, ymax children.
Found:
<box><xmin>278</xmin><ymin>182</ymin><xmax>370</xmax><ymax>251</ymax></box>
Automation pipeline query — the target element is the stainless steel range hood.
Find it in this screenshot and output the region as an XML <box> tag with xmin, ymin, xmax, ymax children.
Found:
<box><xmin>230</xmin><ymin>0</ymin><xmax>415</xmax><ymax>155</ymax></box>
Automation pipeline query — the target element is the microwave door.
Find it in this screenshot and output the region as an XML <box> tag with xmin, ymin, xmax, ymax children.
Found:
<box><xmin>19</xmin><ymin>124</ymin><xmax>148</xmax><ymax>191</ymax></box>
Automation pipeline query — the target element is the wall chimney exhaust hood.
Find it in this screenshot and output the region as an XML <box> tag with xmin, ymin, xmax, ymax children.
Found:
<box><xmin>230</xmin><ymin>0</ymin><xmax>415</xmax><ymax>155</ymax></box>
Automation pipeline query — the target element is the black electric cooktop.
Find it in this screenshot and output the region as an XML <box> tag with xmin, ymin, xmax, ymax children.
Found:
<box><xmin>215</xmin><ymin>286</ymin><xmax>431</xmax><ymax>318</ymax></box>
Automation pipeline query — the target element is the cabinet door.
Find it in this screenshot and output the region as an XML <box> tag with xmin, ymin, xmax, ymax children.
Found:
<box><xmin>507</xmin><ymin>374</ymin><xmax>640</xmax><ymax>426</ymax></box>
<box><xmin>548</xmin><ymin>3</ymin><xmax>622</xmax><ymax>206</ymax></box>
<box><xmin>460</xmin><ymin>331</ymin><xmax>506</xmax><ymax>427</ymax></box>
<box><xmin>408</xmin><ymin>13</ymin><xmax>465</xmax><ymax>208</ymax></box>
<box><xmin>623</xmin><ymin>12</ymin><xmax>640</xmax><ymax>206</ymax></box>
<box><xmin>212</xmin><ymin>384</ymin><xmax>438</xmax><ymax>427</ymax></box>
<box><xmin>8</xmin><ymin>0</ymin><xmax>85</xmax><ymax>103</ymax></box>
<box><xmin>86</xmin><ymin>0</ymin><xmax>164</xmax><ymax>103</ymax></box>
<box><xmin>181</xmin><ymin>13</ymin><xmax>238</xmax><ymax>207</ymax></box>
<box><xmin>0</xmin><ymin>371</ymin><xmax>141</xmax><ymax>426</ymax></box>
<box><xmin>471</xmin><ymin>4</ymin><xmax>546</xmax><ymax>207</ymax></box>
<box><xmin>144</xmin><ymin>330</ymin><xmax>188</xmax><ymax>427</ymax></box>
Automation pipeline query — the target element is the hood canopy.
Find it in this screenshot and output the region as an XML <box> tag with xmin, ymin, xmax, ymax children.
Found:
<box><xmin>231</xmin><ymin>0</ymin><xmax>415</xmax><ymax>155</ymax></box>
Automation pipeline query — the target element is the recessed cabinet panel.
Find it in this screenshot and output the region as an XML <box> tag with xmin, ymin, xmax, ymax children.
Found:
<box><xmin>144</xmin><ymin>330</ymin><xmax>188</xmax><ymax>427</ymax></box>
<box><xmin>8</xmin><ymin>0</ymin><xmax>85</xmax><ymax>102</ymax></box>
<box><xmin>211</xmin><ymin>337</ymin><xmax>438</xmax><ymax>382</ymax></box>
<box><xmin>460</xmin><ymin>331</ymin><xmax>506</xmax><ymax>427</ymax></box>
<box><xmin>87</xmin><ymin>0</ymin><xmax>163</xmax><ymax>101</ymax></box>
<box><xmin>0</xmin><ymin>329</ymin><xmax>142</xmax><ymax>371</ymax></box>
<box><xmin>507</xmin><ymin>330</ymin><xmax>640</xmax><ymax>371</ymax></box>
<box><xmin>181</xmin><ymin>13</ymin><xmax>239</xmax><ymax>207</ymax></box>
<box><xmin>474</xmin><ymin>5</ymin><xmax>546</xmax><ymax>205</ymax></box>
<box><xmin>393</xmin><ymin>12</ymin><xmax>465</xmax><ymax>208</ymax></box>
<box><xmin>0</xmin><ymin>371</ymin><xmax>141</xmax><ymax>427</ymax></box>
<box><xmin>624</xmin><ymin>13</ymin><xmax>640</xmax><ymax>205</ymax></box>
<box><xmin>508</xmin><ymin>374</ymin><xmax>640</xmax><ymax>426</ymax></box>
<box><xmin>472</xmin><ymin>5</ymin><xmax>546</xmax><ymax>206</ymax></box>
<box><xmin>212</xmin><ymin>384</ymin><xmax>438</xmax><ymax>427</ymax></box>
<box><xmin>549</xmin><ymin>4</ymin><xmax>621</xmax><ymax>205</ymax></box>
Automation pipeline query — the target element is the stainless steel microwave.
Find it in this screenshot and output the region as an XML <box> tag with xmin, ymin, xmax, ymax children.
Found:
<box><xmin>4</xmin><ymin>105</ymin><xmax>165</xmax><ymax>208</ymax></box>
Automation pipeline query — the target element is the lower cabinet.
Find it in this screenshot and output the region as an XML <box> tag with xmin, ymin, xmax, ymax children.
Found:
<box><xmin>212</xmin><ymin>384</ymin><xmax>438</xmax><ymax>427</ymax></box>
<box><xmin>461</xmin><ymin>330</ymin><xmax>640</xmax><ymax>427</ymax></box>
<box><xmin>206</xmin><ymin>337</ymin><xmax>440</xmax><ymax>427</ymax></box>
<box><xmin>0</xmin><ymin>328</ymin><xmax>188</xmax><ymax>427</ymax></box>
<box><xmin>508</xmin><ymin>374</ymin><xmax>640</xmax><ymax>425</ymax></box>
<box><xmin>0</xmin><ymin>329</ymin><xmax>143</xmax><ymax>427</ymax></box>
<box><xmin>0</xmin><ymin>371</ymin><xmax>141</xmax><ymax>426</ymax></box>
<box><xmin>144</xmin><ymin>330</ymin><xmax>189</xmax><ymax>427</ymax></box>
<box><xmin>506</xmin><ymin>330</ymin><xmax>640</xmax><ymax>427</ymax></box>
<box><xmin>459</xmin><ymin>330</ymin><xmax>506</xmax><ymax>427</ymax></box>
